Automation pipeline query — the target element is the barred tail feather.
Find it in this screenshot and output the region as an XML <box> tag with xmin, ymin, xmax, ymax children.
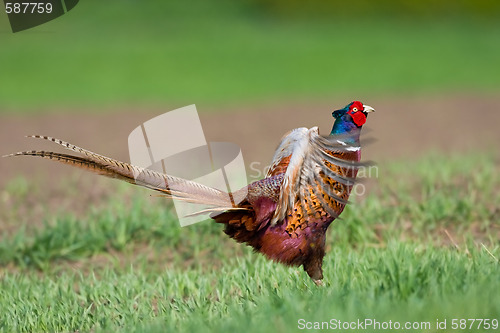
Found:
<box><xmin>4</xmin><ymin>135</ymin><xmax>247</xmax><ymax>210</ymax></box>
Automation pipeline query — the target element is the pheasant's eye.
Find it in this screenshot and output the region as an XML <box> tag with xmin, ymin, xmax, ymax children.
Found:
<box><xmin>352</xmin><ymin>107</ymin><xmax>358</xmax><ymax>112</ymax></box>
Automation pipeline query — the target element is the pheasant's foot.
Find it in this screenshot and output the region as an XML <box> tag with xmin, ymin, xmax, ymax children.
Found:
<box><xmin>313</xmin><ymin>279</ymin><xmax>324</xmax><ymax>286</ymax></box>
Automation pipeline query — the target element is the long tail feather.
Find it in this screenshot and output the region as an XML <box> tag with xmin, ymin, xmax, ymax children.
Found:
<box><xmin>4</xmin><ymin>136</ymin><xmax>245</xmax><ymax>210</ymax></box>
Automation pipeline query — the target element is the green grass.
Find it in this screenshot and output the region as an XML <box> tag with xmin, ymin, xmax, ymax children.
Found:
<box><xmin>0</xmin><ymin>151</ymin><xmax>498</xmax><ymax>332</ymax></box>
<box><xmin>1</xmin><ymin>1</ymin><xmax>500</xmax><ymax>112</ymax></box>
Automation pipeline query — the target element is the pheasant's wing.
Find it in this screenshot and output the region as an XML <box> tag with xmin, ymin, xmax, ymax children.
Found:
<box><xmin>269</xmin><ymin>127</ymin><xmax>364</xmax><ymax>225</ymax></box>
<box><xmin>266</xmin><ymin>128</ymin><xmax>309</xmax><ymax>177</ymax></box>
<box><xmin>4</xmin><ymin>135</ymin><xmax>238</xmax><ymax>208</ymax></box>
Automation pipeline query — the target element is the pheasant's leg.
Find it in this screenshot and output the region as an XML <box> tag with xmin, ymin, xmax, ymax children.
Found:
<box><xmin>303</xmin><ymin>233</ymin><xmax>326</xmax><ymax>283</ymax></box>
<box><xmin>303</xmin><ymin>248</ymin><xmax>325</xmax><ymax>285</ymax></box>
<box><xmin>304</xmin><ymin>259</ymin><xmax>324</xmax><ymax>282</ymax></box>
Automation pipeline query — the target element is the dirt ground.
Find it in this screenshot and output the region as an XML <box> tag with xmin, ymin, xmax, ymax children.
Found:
<box><xmin>1</xmin><ymin>94</ymin><xmax>499</xmax><ymax>228</ymax></box>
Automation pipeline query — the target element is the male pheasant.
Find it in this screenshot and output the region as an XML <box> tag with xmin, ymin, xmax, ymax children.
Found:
<box><xmin>5</xmin><ymin>101</ymin><xmax>374</xmax><ymax>284</ymax></box>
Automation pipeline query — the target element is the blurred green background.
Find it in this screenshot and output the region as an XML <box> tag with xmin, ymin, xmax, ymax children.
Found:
<box><xmin>0</xmin><ymin>0</ymin><xmax>499</xmax><ymax>112</ymax></box>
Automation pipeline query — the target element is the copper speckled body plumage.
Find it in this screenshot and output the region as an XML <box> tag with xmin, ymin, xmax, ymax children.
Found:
<box><xmin>215</xmin><ymin>149</ymin><xmax>360</xmax><ymax>281</ymax></box>
<box><xmin>5</xmin><ymin>101</ymin><xmax>373</xmax><ymax>284</ymax></box>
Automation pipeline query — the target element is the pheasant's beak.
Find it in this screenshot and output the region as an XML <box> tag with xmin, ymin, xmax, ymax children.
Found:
<box><xmin>363</xmin><ymin>105</ymin><xmax>375</xmax><ymax>113</ymax></box>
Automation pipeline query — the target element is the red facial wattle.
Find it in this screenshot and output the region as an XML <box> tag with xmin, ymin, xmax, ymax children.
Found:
<box><xmin>349</xmin><ymin>101</ymin><xmax>364</xmax><ymax>112</ymax></box>
<box><xmin>347</xmin><ymin>101</ymin><xmax>367</xmax><ymax>126</ymax></box>
<box><xmin>349</xmin><ymin>111</ymin><xmax>366</xmax><ymax>126</ymax></box>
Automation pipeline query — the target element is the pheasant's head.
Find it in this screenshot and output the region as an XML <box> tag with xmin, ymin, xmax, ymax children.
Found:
<box><xmin>331</xmin><ymin>101</ymin><xmax>375</xmax><ymax>135</ymax></box>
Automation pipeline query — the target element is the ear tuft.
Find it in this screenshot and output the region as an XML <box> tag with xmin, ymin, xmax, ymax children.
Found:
<box><xmin>332</xmin><ymin>110</ymin><xmax>344</xmax><ymax>119</ymax></box>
